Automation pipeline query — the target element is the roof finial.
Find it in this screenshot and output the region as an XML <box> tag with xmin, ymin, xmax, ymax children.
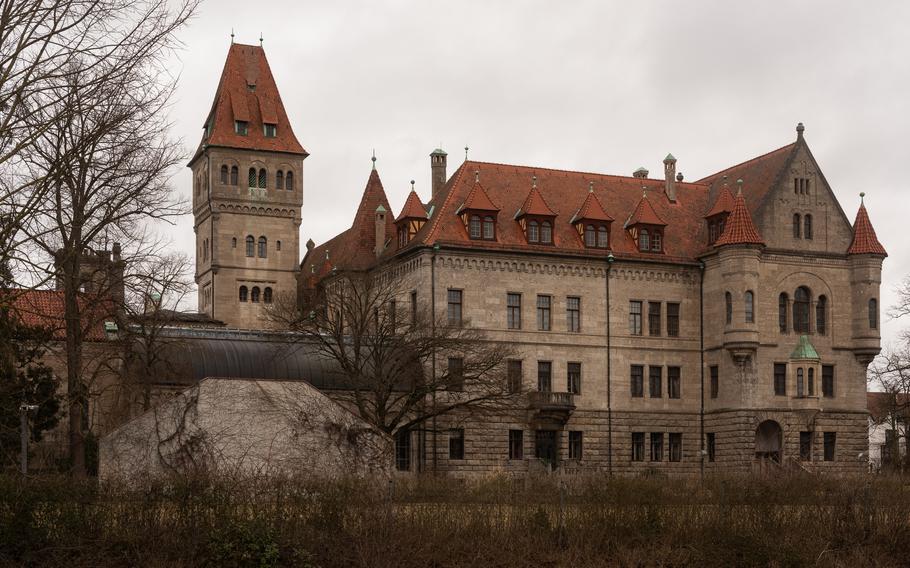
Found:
<box><xmin>259</xmin><ymin>33</ymin><xmax>264</xmax><ymax>47</ymax></box>
<box><xmin>410</xmin><ymin>179</ymin><xmax>415</xmax><ymax>192</ymax></box>
<box><xmin>860</xmin><ymin>191</ymin><xmax>865</xmax><ymax>204</ymax></box>
<box><xmin>532</xmin><ymin>175</ymin><xmax>537</xmax><ymax>189</ymax></box>
<box><xmin>642</xmin><ymin>185</ymin><xmax>648</xmax><ymax>198</ymax></box>
<box><xmin>474</xmin><ymin>170</ymin><xmax>480</xmax><ymax>183</ymax></box>
<box><xmin>736</xmin><ymin>178</ymin><xmax>743</xmax><ymax>196</ymax></box>
<box><xmin>464</xmin><ymin>145</ymin><xmax>469</xmax><ymax>161</ymax></box>
<box><xmin>325</xmin><ymin>249</ymin><xmax>330</xmax><ymax>260</ymax></box>
<box><xmin>796</xmin><ymin>122</ymin><xmax>805</xmax><ymax>139</ymax></box>
<box><xmin>589</xmin><ymin>181</ymin><xmax>594</xmax><ymax>193</ymax></box>
<box><xmin>230</xmin><ymin>28</ymin><xmax>235</xmax><ymax>44</ymax></box>
<box><xmin>722</xmin><ymin>174</ymin><xmax>728</xmax><ymax>187</ymax></box>
<box><xmin>371</xmin><ymin>149</ymin><xmax>376</xmax><ymax>170</ymax></box>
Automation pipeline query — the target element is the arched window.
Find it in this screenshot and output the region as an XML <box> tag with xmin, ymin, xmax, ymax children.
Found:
<box><xmin>816</xmin><ymin>295</ymin><xmax>827</xmax><ymax>335</ymax></box>
<box><xmin>797</xmin><ymin>368</ymin><xmax>804</xmax><ymax>397</ymax></box>
<box><xmin>540</xmin><ymin>221</ymin><xmax>552</xmax><ymax>244</ymax></box>
<box><xmin>276</xmin><ymin>170</ymin><xmax>284</xmax><ymax>189</ymax></box>
<box><xmin>639</xmin><ymin>229</ymin><xmax>649</xmax><ymax>252</ymax></box>
<box><xmin>251</xmin><ymin>286</ymin><xmax>261</xmax><ymax>303</ymax></box>
<box><xmin>239</xmin><ymin>286</ymin><xmax>248</xmax><ymax>302</ymax></box>
<box><xmin>258</xmin><ymin>168</ymin><xmax>267</xmax><ymax>189</ymax></box>
<box><xmin>528</xmin><ymin>220</ymin><xmax>539</xmax><ymax>243</ymax></box>
<box><xmin>231</xmin><ymin>237</ymin><xmax>237</xmax><ymax>249</ymax></box>
<box><xmin>597</xmin><ymin>226</ymin><xmax>608</xmax><ymax>248</ymax></box>
<box><xmin>248</xmin><ymin>167</ymin><xmax>257</xmax><ymax>188</ymax></box>
<box><xmin>808</xmin><ymin>368</ymin><xmax>815</xmax><ymax>396</ymax></box>
<box><xmin>725</xmin><ymin>291</ymin><xmax>732</xmax><ymax>324</ymax></box>
<box><xmin>804</xmin><ymin>214</ymin><xmax>813</xmax><ymax>240</ymax></box>
<box><xmin>263</xmin><ymin>287</ymin><xmax>273</xmax><ymax>304</ymax></box>
<box><xmin>285</xmin><ymin>171</ymin><xmax>294</xmax><ymax>191</ymax></box>
<box><xmin>651</xmin><ymin>230</ymin><xmax>662</xmax><ymax>252</ymax></box>
<box><xmin>584</xmin><ymin>225</ymin><xmax>595</xmax><ymax>247</ymax></box>
<box><xmin>794</xmin><ymin>286</ymin><xmax>810</xmax><ymax>333</ymax></box>
<box><xmin>869</xmin><ymin>298</ymin><xmax>878</xmax><ymax>329</ymax></box>
<box><xmin>258</xmin><ymin>236</ymin><xmax>267</xmax><ymax>258</ymax></box>
<box><xmin>793</xmin><ymin>213</ymin><xmax>801</xmax><ymax>238</ymax></box>
<box><xmin>245</xmin><ymin>235</ymin><xmax>254</xmax><ymax>257</ymax></box>
<box><xmin>469</xmin><ymin>215</ymin><xmax>481</xmax><ymax>239</ymax></box>
<box><xmin>230</xmin><ymin>166</ymin><xmax>238</xmax><ymax>185</ymax></box>
<box><xmin>276</xmin><ymin>240</ymin><xmax>281</xmax><ymax>251</ymax></box>
<box><xmin>779</xmin><ymin>293</ymin><xmax>788</xmax><ymax>333</ymax></box>
<box><xmin>745</xmin><ymin>290</ymin><xmax>755</xmax><ymax>323</ymax></box>
<box><xmin>220</xmin><ymin>165</ymin><xmax>228</xmax><ymax>184</ymax></box>
<box><xmin>483</xmin><ymin>216</ymin><xmax>495</xmax><ymax>239</ymax></box>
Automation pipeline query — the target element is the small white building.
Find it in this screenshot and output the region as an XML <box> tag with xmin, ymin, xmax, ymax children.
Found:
<box><xmin>867</xmin><ymin>392</ymin><xmax>908</xmax><ymax>472</ymax></box>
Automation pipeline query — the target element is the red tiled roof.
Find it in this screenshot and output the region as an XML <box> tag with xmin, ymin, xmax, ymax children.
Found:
<box><xmin>456</xmin><ymin>178</ymin><xmax>500</xmax><ymax>214</ymax></box>
<box><xmin>705</xmin><ymin>185</ymin><xmax>735</xmax><ymax>218</ymax></box>
<box><xmin>514</xmin><ymin>186</ymin><xmax>557</xmax><ymax>218</ymax></box>
<box><xmin>6</xmin><ymin>289</ymin><xmax>112</xmax><ymax>341</ymax></box>
<box><xmin>624</xmin><ymin>191</ymin><xmax>667</xmax><ymax>228</ymax></box>
<box><xmin>713</xmin><ymin>189</ymin><xmax>764</xmax><ymax>247</ymax></box>
<box><xmin>570</xmin><ymin>188</ymin><xmax>614</xmax><ymax>224</ymax></box>
<box><xmin>191</xmin><ymin>44</ymin><xmax>306</xmax><ymax>163</ymax></box>
<box><xmin>697</xmin><ymin>142</ymin><xmax>796</xmax><ymax>219</ymax></box>
<box><xmin>396</xmin><ymin>190</ymin><xmax>428</xmax><ymax>222</ymax></box>
<box><xmin>848</xmin><ymin>200</ymin><xmax>887</xmax><ymax>256</ymax></box>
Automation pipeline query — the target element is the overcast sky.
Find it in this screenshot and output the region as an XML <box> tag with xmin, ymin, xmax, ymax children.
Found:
<box><xmin>164</xmin><ymin>0</ymin><xmax>910</xmax><ymax>346</ymax></box>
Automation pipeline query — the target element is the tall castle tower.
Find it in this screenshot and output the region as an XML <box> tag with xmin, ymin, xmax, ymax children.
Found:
<box><xmin>189</xmin><ymin>43</ymin><xmax>307</xmax><ymax>328</ymax></box>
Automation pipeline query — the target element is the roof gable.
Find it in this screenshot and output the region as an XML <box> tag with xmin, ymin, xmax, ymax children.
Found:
<box><xmin>514</xmin><ymin>185</ymin><xmax>557</xmax><ymax>218</ymax></box>
<box><xmin>396</xmin><ymin>190</ymin><xmax>428</xmax><ymax>222</ymax></box>
<box><xmin>705</xmin><ymin>185</ymin><xmax>735</xmax><ymax>218</ymax></box>
<box><xmin>571</xmin><ymin>188</ymin><xmax>614</xmax><ymax>224</ymax></box>
<box><xmin>455</xmin><ymin>177</ymin><xmax>500</xmax><ymax>214</ymax></box>
<box><xmin>624</xmin><ymin>191</ymin><xmax>667</xmax><ymax>228</ymax></box>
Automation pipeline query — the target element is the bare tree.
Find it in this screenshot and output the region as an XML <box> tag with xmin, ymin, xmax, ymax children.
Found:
<box><xmin>276</xmin><ymin>269</ymin><xmax>521</xmax><ymax>441</ymax></box>
<box><xmin>15</xmin><ymin>0</ymin><xmax>197</xmax><ymax>476</ymax></box>
<box><xmin>869</xmin><ymin>344</ymin><xmax>910</xmax><ymax>471</ymax></box>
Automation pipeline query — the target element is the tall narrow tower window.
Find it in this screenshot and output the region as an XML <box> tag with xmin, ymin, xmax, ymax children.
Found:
<box><xmin>258</xmin><ymin>168</ymin><xmax>267</xmax><ymax>189</ymax></box>
<box><xmin>794</xmin><ymin>286</ymin><xmax>810</xmax><ymax>333</ymax></box>
<box><xmin>276</xmin><ymin>170</ymin><xmax>284</xmax><ymax>189</ymax></box>
<box><xmin>285</xmin><ymin>171</ymin><xmax>294</xmax><ymax>191</ymax></box>
<box><xmin>264</xmin><ymin>123</ymin><xmax>277</xmax><ymax>137</ymax></box>
<box><xmin>745</xmin><ymin>291</ymin><xmax>755</xmax><ymax>323</ymax></box>
<box><xmin>816</xmin><ymin>295</ymin><xmax>827</xmax><ymax>335</ymax></box>
<box><xmin>869</xmin><ymin>298</ymin><xmax>878</xmax><ymax>329</ymax></box>
<box><xmin>804</xmin><ymin>214</ymin><xmax>813</xmax><ymax>240</ymax></box>
<box><xmin>239</xmin><ymin>286</ymin><xmax>248</xmax><ymax>302</ymax></box>
<box><xmin>220</xmin><ymin>165</ymin><xmax>228</xmax><ymax>184</ymax></box>
<box><xmin>230</xmin><ymin>166</ymin><xmax>238</xmax><ymax>185</ymax></box>
<box><xmin>263</xmin><ymin>287</ymin><xmax>273</xmax><ymax>303</ymax></box>
<box><xmin>251</xmin><ymin>286</ymin><xmax>261</xmax><ymax>303</ymax></box>
<box><xmin>779</xmin><ymin>293</ymin><xmax>789</xmax><ymax>333</ymax></box>
<box><xmin>245</xmin><ymin>235</ymin><xmax>254</xmax><ymax>257</ymax></box>
<box><xmin>248</xmin><ymin>168</ymin><xmax>257</xmax><ymax>188</ymax></box>
<box><xmin>725</xmin><ymin>292</ymin><xmax>732</xmax><ymax>324</ymax></box>
<box><xmin>258</xmin><ymin>236</ymin><xmax>267</xmax><ymax>258</ymax></box>
<box><xmin>793</xmin><ymin>213</ymin><xmax>801</xmax><ymax>238</ymax></box>
<box><xmin>231</xmin><ymin>237</ymin><xmax>237</xmax><ymax>248</ymax></box>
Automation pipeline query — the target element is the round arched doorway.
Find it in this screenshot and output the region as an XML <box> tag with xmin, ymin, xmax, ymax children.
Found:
<box><xmin>755</xmin><ymin>420</ymin><xmax>783</xmax><ymax>463</ymax></box>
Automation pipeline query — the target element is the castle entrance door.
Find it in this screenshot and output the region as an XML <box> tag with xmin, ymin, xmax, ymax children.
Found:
<box><xmin>755</xmin><ymin>420</ymin><xmax>783</xmax><ymax>464</ymax></box>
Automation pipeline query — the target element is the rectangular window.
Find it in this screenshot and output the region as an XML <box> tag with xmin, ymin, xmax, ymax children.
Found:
<box><xmin>629</xmin><ymin>301</ymin><xmax>642</xmax><ymax>335</ymax></box>
<box><xmin>234</xmin><ymin>120</ymin><xmax>248</xmax><ymax>135</ymax></box>
<box><xmin>650</xmin><ymin>432</ymin><xmax>664</xmax><ymax>462</ymax></box>
<box><xmin>710</xmin><ymin>365</ymin><xmax>719</xmax><ymax>399</ymax></box>
<box><xmin>447</xmin><ymin>289</ymin><xmax>463</xmax><ymax>326</ymax></box>
<box><xmin>410</xmin><ymin>291</ymin><xmax>418</xmax><ymax>325</ymax></box>
<box><xmin>447</xmin><ymin>357</ymin><xmax>464</xmax><ymax>391</ymax></box>
<box><xmin>449</xmin><ymin>428</ymin><xmax>465</xmax><ymax>460</ymax></box>
<box><xmin>774</xmin><ymin>363</ymin><xmax>787</xmax><ymax>396</ymax></box>
<box><xmin>667</xmin><ymin>302</ymin><xmax>680</xmax><ymax>337</ymax></box>
<box><xmin>395</xmin><ymin>429</ymin><xmax>410</xmax><ymax>471</ymax></box>
<box><xmin>648</xmin><ymin>301</ymin><xmax>661</xmax><ymax>336</ymax></box>
<box><xmin>668</xmin><ymin>433</ymin><xmax>682</xmax><ymax>462</ymax></box>
<box><xmin>706</xmin><ymin>433</ymin><xmax>716</xmax><ymax>462</ymax></box>
<box><xmin>507</xmin><ymin>360</ymin><xmax>523</xmax><ymax>393</ymax></box>
<box><xmin>799</xmin><ymin>431</ymin><xmax>812</xmax><ymax>461</ymax></box>
<box><xmin>822</xmin><ymin>365</ymin><xmax>834</xmax><ymax>398</ymax></box>
<box><xmin>389</xmin><ymin>300</ymin><xmax>397</xmax><ymax>331</ymax></box>
<box><xmin>568</xmin><ymin>431</ymin><xmax>583</xmax><ymax>460</ymax></box>
<box><xmin>537</xmin><ymin>361</ymin><xmax>552</xmax><ymax>392</ymax></box>
<box><xmin>632</xmin><ymin>432</ymin><xmax>645</xmax><ymax>461</ymax></box>
<box><xmin>536</xmin><ymin>295</ymin><xmax>551</xmax><ymax>331</ymax></box>
<box><xmin>567</xmin><ymin>362</ymin><xmax>581</xmax><ymax>395</ymax></box>
<box><xmin>263</xmin><ymin>123</ymin><xmax>277</xmax><ymax>137</ymax></box>
<box><xmin>823</xmin><ymin>432</ymin><xmax>836</xmax><ymax>461</ymax></box>
<box><xmin>668</xmin><ymin>366</ymin><xmax>681</xmax><ymax>399</ymax></box>
<box><xmin>507</xmin><ymin>293</ymin><xmax>522</xmax><ymax>330</ymax></box>
<box><xmin>631</xmin><ymin>365</ymin><xmax>644</xmax><ymax>398</ymax></box>
<box><xmin>649</xmin><ymin>366</ymin><xmax>662</xmax><ymax>398</ymax></box>
<box><xmin>508</xmin><ymin>429</ymin><xmax>523</xmax><ymax>460</ymax></box>
<box><xmin>566</xmin><ymin>296</ymin><xmax>581</xmax><ymax>332</ymax></box>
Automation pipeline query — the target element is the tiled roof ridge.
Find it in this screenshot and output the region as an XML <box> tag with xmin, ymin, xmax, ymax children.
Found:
<box><xmin>847</xmin><ymin>200</ymin><xmax>887</xmax><ymax>256</ymax></box>
<box><xmin>468</xmin><ymin>159</ymin><xmax>709</xmax><ymax>189</ymax></box>
<box><xmin>695</xmin><ymin>142</ymin><xmax>796</xmax><ymax>184</ymax></box>
<box><xmin>713</xmin><ymin>189</ymin><xmax>764</xmax><ymax>246</ymax></box>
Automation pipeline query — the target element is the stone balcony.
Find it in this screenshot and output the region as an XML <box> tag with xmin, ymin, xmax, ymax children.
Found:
<box><xmin>528</xmin><ymin>391</ymin><xmax>576</xmax><ymax>425</ymax></box>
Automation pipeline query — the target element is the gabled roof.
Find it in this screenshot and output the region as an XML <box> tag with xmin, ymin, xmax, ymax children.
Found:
<box><xmin>6</xmin><ymin>289</ymin><xmax>113</xmax><ymax>341</ymax></box>
<box><xmin>697</xmin><ymin>142</ymin><xmax>795</xmax><ymax>219</ymax></box>
<box><xmin>455</xmin><ymin>178</ymin><xmax>499</xmax><ymax>214</ymax></box>
<box><xmin>624</xmin><ymin>191</ymin><xmax>667</xmax><ymax>228</ymax></box>
<box><xmin>514</xmin><ymin>185</ymin><xmax>557</xmax><ymax>219</ymax></box>
<box><xmin>395</xmin><ymin>190</ymin><xmax>427</xmax><ymax>222</ymax></box>
<box><xmin>713</xmin><ymin>188</ymin><xmax>764</xmax><ymax>247</ymax></box>
<box><xmin>848</xmin><ymin>198</ymin><xmax>887</xmax><ymax>256</ymax></box>
<box><xmin>191</xmin><ymin>44</ymin><xmax>306</xmax><ymax>163</ymax></box>
<box><xmin>570</xmin><ymin>188</ymin><xmax>614</xmax><ymax>224</ymax></box>
<box><xmin>704</xmin><ymin>185</ymin><xmax>735</xmax><ymax>218</ymax></box>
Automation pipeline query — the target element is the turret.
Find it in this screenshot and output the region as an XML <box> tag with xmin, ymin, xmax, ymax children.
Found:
<box><xmin>430</xmin><ymin>148</ymin><xmax>447</xmax><ymax>198</ymax></box>
<box><xmin>847</xmin><ymin>193</ymin><xmax>886</xmax><ymax>365</ymax></box>
<box><xmin>663</xmin><ymin>153</ymin><xmax>677</xmax><ymax>202</ymax></box>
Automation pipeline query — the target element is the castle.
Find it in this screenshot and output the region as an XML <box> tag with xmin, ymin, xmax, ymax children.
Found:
<box><xmin>187</xmin><ymin>43</ymin><xmax>885</xmax><ymax>475</ymax></box>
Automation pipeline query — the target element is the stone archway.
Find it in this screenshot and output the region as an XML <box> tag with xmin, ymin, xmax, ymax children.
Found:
<box><xmin>755</xmin><ymin>420</ymin><xmax>783</xmax><ymax>463</ymax></box>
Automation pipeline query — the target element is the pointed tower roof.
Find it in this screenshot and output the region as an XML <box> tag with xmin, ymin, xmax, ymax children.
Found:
<box><xmin>847</xmin><ymin>195</ymin><xmax>887</xmax><ymax>256</ymax></box>
<box><xmin>570</xmin><ymin>186</ymin><xmax>613</xmax><ymax>223</ymax></box>
<box><xmin>713</xmin><ymin>186</ymin><xmax>764</xmax><ymax>246</ymax></box>
<box><xmin>191</xmin><ymin>44</ymin><xmax>306</xmax><ymax>163</ymax></box>
<box><xmin>396</xmin><ymin>190</ymin><xmax>428</xmax><ymax>222</ymax></box>
<box><xmin>514</xmin><ymin>184</ymin><xmax>557</xmax><ymax>219</ymax></box>
<box><xmin>455</xmin><ymin>176</ymin><xmax>499</xmax><ymax>214</ymax></box>
<box><xmin>624</xmin><ymin>191</ymin><xmax>667</xmax><ymax>228</ymax></box>
<box><xmin>705</xmin><ymin>184</ymin><xmax>735</xmax><ymax>218</ymax></box>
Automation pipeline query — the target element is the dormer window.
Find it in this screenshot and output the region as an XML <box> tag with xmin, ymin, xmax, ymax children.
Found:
<box><xmin>540</xmin><ymin>221</ymin><xmax>552</xmax><ymax>244</ymax></box>
<box><xmin>395</xmin><ymin>189</ymin><xmax>429</xmax><ymax>248</ymax></box>
<box><xmin>639</xmin><ymin>229</ymin><xmax>649</xmax><ymax>251</ymax></box>
<box><xmin>456</xmin><ymin>174</ymin><xmax>500</xmax><ymax>242</ymax></box>
<box><xmin>470</xmin><ymin>215</ymin><xmax>482</xmax><ymax>239</ymax></box>
<box><xmin>264</xmin><ymin>123</ymin><xmax>277</xmax><ymax>137</ymax></box>
<box><xmin>483</xmin><ymin>216</ymin><xmax>495</xmax><ymax>239</ymax></box>
<box><xmin>528</xmin><ymin>220</ymin><xmax>539</xmax><ymax>243</ymax></box>
<box><xmin>234</xmin><ymin>120</ymin><xmax>248</xmax><ymax>136</ymax></box>
<box><xmin>571</xmin><ymin>187</ymin><xmax>613</xmax><ymax>250</ymax></box>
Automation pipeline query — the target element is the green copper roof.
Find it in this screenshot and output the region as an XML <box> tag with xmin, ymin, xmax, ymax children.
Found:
<box><xmin>431</xmin><ymin>148</ymin><xmax>447</xmax><ymax>156</ymax></box>
<box><xmin>664</xmin><ymin>153</ymin><xmax>676</xmax><ymax>162</ymax></box>
<box><xmin>790</xmin><ymin>335</ymin><xmax>819</xmax><ymax>360</ymax></box>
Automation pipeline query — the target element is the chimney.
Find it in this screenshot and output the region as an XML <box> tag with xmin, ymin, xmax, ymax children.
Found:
<box><xmin>374</xmin><ymin>205</ymin><xmax>387</xmax><ymax>257</ymax></box>
<box><xmin>632</xmin><ymin>167</ymin><xmax>649</xmax><ymax>179</ymax></box>
<box><xmin>663</xmin><ymin>153</ymin><xmax>677</xmax><ymax>202</ymax></box>
<box><xmin>430</xmin><ymin>148</ymin><xmax>447</xmax><ymax>198</ymax></box>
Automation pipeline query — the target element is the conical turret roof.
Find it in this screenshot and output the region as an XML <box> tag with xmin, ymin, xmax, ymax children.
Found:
<box><xmin>713</xmin><ymin>188</ymin><xmax>764</xmax><ymax>246</ymax></box>
<box><xmin>847</xmin><ymin>198</ymin><xmax>887</xmax><ymax>256</ymax></box>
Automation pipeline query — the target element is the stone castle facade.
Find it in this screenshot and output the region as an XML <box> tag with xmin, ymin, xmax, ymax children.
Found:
<box><xmin>193</xmin><ymin>44</ymin><xmax>886</xmax><ymax>475</ymax></box>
